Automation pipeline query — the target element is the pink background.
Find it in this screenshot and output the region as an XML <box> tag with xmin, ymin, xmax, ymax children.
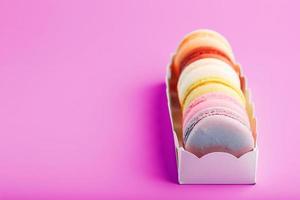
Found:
<box><xmin>0</xmin><ymin>0</ymin><xmax>299</xmax><ymax>199</ymax></box>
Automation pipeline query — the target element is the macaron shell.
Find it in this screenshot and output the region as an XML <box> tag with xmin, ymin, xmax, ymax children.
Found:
<box><xmin>184</xmin><ymin>110</ymin><xmax>254</xmax><ymax>158</ymax></box>
<box><xmin>182</xmin><ymin>82</ymin><xmax>246</xmax><ymax>111</ymax></box>
<box><xmin>183</xmin><ymin>106</ymin><xmax>250</xmax><ymax>138</ymax></box>
<box><xmin>178</xmin><ymin>29</ymin><xmax>232</xmax><ymax>51</ymax></box>
<box><xmin>177</xmin><ymin>58</ymin><xmax>240</xmax><ymax>104</ymax></box>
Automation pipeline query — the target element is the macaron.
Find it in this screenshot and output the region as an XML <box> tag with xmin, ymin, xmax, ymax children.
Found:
<box><xmin>173</xmin><ymin>29</ymin><xmax>239</xmax><ymax>76</ymax></box>
<box><xmin>182</xmin><ymin>82</ymin><xmax>246</xmax><ymax>112</ymax></box>
<box><xmin>177</xmin><ymin>57</ymin><xmax>241</xmax><ymax>105</ymax></box>
<box><xmin>183</xmin><ymin>92</ymin><xmax>247</xmax><ymax>128</ymax></box>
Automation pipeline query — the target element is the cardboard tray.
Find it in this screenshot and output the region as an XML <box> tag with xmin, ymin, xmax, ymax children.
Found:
<box><xmin>166</xmin><ymin>57</ymin><xmax>258</xmax><ymax>184</ymax></box>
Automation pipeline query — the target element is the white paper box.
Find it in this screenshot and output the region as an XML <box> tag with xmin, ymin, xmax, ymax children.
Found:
<box><xmin>166</xmin><ymin>58</ymin><xmax>258</xmax><ymax>184</ymax></box>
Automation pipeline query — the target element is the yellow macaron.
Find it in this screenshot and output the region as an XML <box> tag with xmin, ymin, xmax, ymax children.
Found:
<box><xmin>177</xmin><ymin>57</ymin><xmax>241</xmax><ymax>105</ymax></box>
<box><xmin>182</xmin><ymin>81</ymin><xmax>246</xmax><ymax>112</ymax></box>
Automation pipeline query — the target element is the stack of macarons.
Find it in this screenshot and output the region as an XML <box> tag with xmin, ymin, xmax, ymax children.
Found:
<box><xmin>172</xmin><ymin>30</ymin><xmax>254</xmax><ymax>158</ymax></box>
